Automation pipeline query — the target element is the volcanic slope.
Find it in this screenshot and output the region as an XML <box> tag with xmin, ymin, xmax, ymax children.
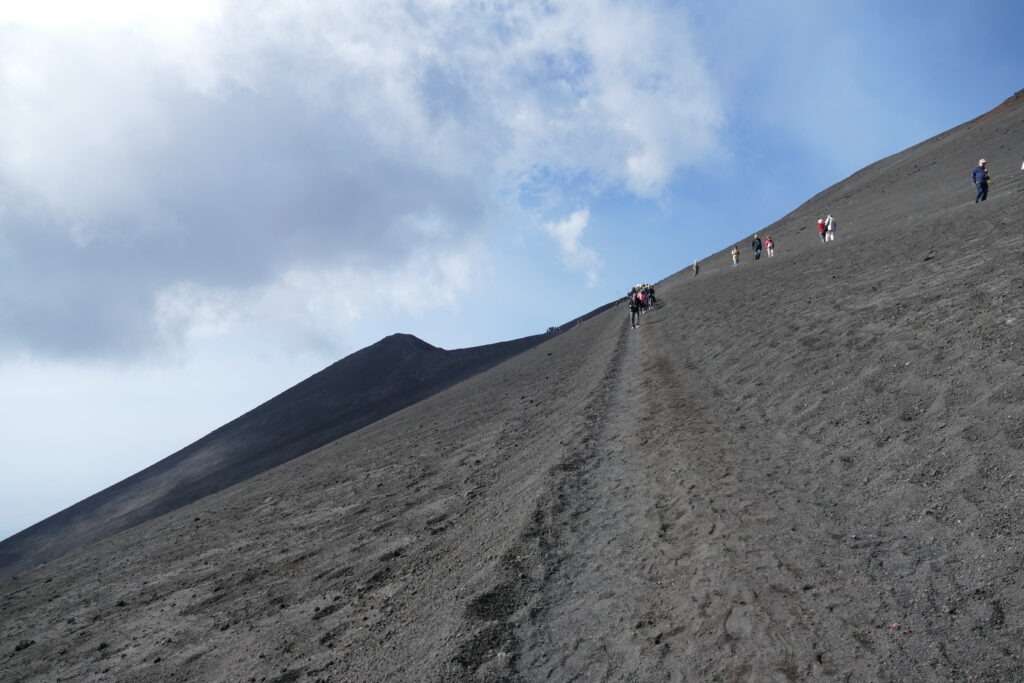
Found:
<box><xmin>0</xmin><ymin>332</ymin><xmax>550</xmax><ymax>574</ymax></box>
<box><xmin>3</xmin><ymin>93</ymin><xmax>1024</xmax><ymax>682</ymax></box>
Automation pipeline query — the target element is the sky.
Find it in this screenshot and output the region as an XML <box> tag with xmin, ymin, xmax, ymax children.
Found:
<box><xmin>2</xmin><ymin>0</ymin><xmax>1023</xmax><ymax>540</ymax></box>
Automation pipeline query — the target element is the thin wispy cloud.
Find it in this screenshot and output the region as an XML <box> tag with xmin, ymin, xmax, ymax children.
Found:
<box><xmin>542</xmin><ymin>209</ymin><xmax>601</xmax><ymax>286</ymax></box>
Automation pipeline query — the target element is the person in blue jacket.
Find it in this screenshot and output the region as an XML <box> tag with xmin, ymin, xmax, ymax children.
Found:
<box><xmin>972</xmin><ymin>158</ymin><xmax>990</xmax><ymax>202</ymax></box>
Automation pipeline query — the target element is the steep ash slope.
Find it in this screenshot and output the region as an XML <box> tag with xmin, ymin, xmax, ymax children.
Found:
<box><xmin>1</xmin><ymin>300</ymin><xmax>627</xmax><ymax>682</ymax></box>
<box><xmin>3</xmin><ymin>93</ymin><xmax>1024</xmax><ymax>682</ymax></box>
<box><xmin>615</xmin><ymin>92</ymin><xmax>1024</xmax><ymax>681</ymax></box>
<box><xmin>692</xmin><ymin>89</ymin><xmax>1024</xmax><ymax>277</ymax></box>
<box><xmin>0</xmin><ymin>332</ymin><xmax>546</xmax><ymax>574</ymax></box>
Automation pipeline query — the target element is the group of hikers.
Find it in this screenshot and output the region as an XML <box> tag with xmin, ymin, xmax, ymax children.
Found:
<box><xmin>728</xmin><ymin>233</ymin><xmax>776</xmax><ymax>266</ymax></box>
<box><xmin>626</xmin><ymin>283</ymin><xmax>656</xmax><ymax>329</ymax></box>
<box><xmin>632</xmin><ymin>156</ymin><xmax>1012</xmax><ymax>325</ymax></box>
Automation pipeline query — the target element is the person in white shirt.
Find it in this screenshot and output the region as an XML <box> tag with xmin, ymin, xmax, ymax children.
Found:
<box><xmin>824</xmin><ymin>213</ymin><xmax>836</xmax><ymax>242</ymax></box>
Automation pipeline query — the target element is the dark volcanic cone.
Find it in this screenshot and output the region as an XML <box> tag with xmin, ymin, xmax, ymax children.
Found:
<box><xmin>0</xmin><ymin>332</ymin><xmax>547</xmax><ymax>573</ymax></box>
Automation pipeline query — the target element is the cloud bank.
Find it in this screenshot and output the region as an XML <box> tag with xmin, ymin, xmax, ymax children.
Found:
<box><xmin>0</xmin><ymin>1</ymin><xmax>722</xmax><ymax>358</ymax></box>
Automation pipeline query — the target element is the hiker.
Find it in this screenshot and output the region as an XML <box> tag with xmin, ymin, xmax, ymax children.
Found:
<box><xmin>693</xmin><ymin>259</ymin><xmax>700</xmax><ymax>276</ymax></box>
<box><xmin>824</xmin><ymin>213</ymin><xmax>836</xmax><ymax>242</ymax></box>
<box><xmin>972</xmin><ymin>158</ymin><xmax>990</xmax><ymax>202</ymax></box>
<box><xmin>817</xmin><ymin>218</ymin><xmax>827</xmax><ymax>243</ymax></box>
<box><xmin>752</xmin><ymin>234</ymin><xmax>763</xmax><ymax>260</ymax></box>
<box><xmin>647</xmin><ymin>285</ymin><xmax>656</xmax><ymax>308</ymax></box>
<box><xmin>629</xmin><ymin>287</ymin><xmax>643</xmax><ymax>329</ymax></box>
<box><xmin>731</xmin><ymin>245</ymin><xmax>740</xmax><ymax>265</ymax></box>
<box><xmin>765</xmin><ymin>235</ymin><xmax>775</xmax><ymax>257</ymax></box>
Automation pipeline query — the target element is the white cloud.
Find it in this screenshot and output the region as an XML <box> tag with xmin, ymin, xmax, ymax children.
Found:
<box><xmin>152</xmin><ymin>240</ymin><xmax>488</xmax><ymax>353</ymax></box>
<box><xmin>0</xmin><ymin>0</ymin><xmax>722</xmax><ymax>357</ymax></box>
<box><xmin>543</xmin><ymin>209</ymin><xmax>601</xmax><ymax>286</ymax></box>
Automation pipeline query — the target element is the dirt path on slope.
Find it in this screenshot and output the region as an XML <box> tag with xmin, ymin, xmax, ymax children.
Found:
<box><xmin>513</xmin><ymin>315</ymin><xmax>680</xmax><ymax>681</ymax></box>
<box><xmin>509</xmin><ymin>306</ymin><xmax>873</xmax><ymax>682</ymax></box>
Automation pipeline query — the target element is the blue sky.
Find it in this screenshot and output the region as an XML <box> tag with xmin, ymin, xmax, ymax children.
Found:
<box><xmin>1</xmin><ymin>1</ymin><xmax>1022</xmax><ymax>540</ymax></box>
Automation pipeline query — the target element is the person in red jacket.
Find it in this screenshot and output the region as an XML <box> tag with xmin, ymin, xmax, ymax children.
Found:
<box><xmin>817</xmin><ymin>218</ymin><xmax>827</xmax><ymax>243</ymax></box>
<box><xmin>765</xmin><ymin>235</ymin><xmax>775</xmax><ymax>257</ymax></box>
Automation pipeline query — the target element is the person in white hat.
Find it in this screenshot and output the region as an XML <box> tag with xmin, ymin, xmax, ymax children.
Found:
<box><xmin>972</xmin><ymin>158</ymin><xmax>990</xmax><ymax>203</ymax></box>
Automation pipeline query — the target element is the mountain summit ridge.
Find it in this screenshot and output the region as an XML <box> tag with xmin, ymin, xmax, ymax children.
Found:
<box><xmin>0</xmin><ymin>330</ymin><xmax>539</xmax><ymax>571</ymax></box>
